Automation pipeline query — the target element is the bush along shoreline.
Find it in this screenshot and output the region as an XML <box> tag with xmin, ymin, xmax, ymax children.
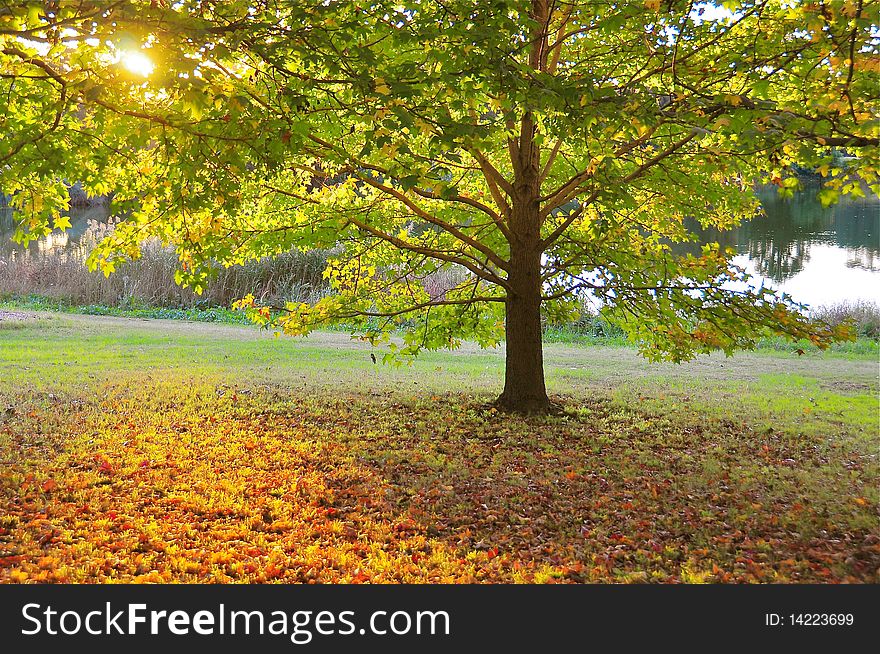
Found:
<box><xmin>1</xmin><ymin>219</ymin><xmax>877</xmax><ymax>353</ymax></box>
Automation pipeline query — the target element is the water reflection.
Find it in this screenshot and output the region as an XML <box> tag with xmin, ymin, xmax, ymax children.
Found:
<box><xmin>0</xmin><ymin>204</ymin><xmax>111</xmax><ymax>259</ymax></box>
<box><xmin>674</xmin><ymin>183</ymin><xmax>879</xmax><ymax>304</ymax></box>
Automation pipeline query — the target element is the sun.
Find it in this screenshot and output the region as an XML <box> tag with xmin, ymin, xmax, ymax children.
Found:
<box><xmin>119</xmin><ymin>50</ymin><xmax>155</xmax><ymax>77</ymax></box>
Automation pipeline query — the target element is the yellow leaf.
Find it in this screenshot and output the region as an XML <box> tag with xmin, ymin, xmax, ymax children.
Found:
<box><xmin>374</xmin><ymin>77</ymin><xmax>390</xmax><ymax>94</ymax></box>
<box><xmin>9</xmin><ymin>570</ymin><xmax>28</xmax><ymax>583</ymax></box>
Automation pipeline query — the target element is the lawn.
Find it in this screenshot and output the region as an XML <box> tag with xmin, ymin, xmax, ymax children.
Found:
<box><xmin>0</xmin><ymin>313</ymin><xmax>877</xmax><ymax>583</ymax></box>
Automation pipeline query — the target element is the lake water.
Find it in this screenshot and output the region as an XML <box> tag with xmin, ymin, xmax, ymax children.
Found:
<box><xmin>2</xmin><ymin>184</ymin><xmax>878</xmax><ymax>308</ymax></box>
<box><xmin>678</xmin><ymin>184</ymin><xmax>879</xmax><ymax>307</ymax></box>
<box><xmin>0</xmin><ymin>203</ymin><xmax>111</xmax><ymax>259</ymax></box>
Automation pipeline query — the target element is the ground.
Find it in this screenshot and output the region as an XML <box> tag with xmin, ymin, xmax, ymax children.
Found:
<box><xmin>0</xmin><ymin>310</ymin><xmax>32</xmax><ymax>322</ymax></box>
<box><xmin>0</xmin><ymin>313</ymin><xmax>877</xmax><ymax>583</ymax></box>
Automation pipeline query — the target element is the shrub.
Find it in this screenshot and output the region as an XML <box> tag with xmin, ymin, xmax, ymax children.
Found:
<box><xmin>811</xmin><ymin>300</ymin><xmax>880</xmax><ymax>339</ymax></box>
<box><xmin>0</xmin><ymin>219</ymin><xmax>332</xmax><ymax>309</ymax></box>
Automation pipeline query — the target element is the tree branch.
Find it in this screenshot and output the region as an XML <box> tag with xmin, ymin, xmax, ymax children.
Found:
<box><xmin>345</xmin><ymin>214</ymin><xmax>510</xmax><ymax>290</ymax></box>
<box><xmin>355</xmin><ymin>173</ymin><xmax>510</xmax><ymax>272</ymax></box>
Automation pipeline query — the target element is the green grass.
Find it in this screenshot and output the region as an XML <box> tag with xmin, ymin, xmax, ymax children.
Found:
<box><xmin>3</xmin><ymin>294</ymin><xmax>878</xmax><ymax>355</ymax></box>
<box><xmin>0</xmin><ymin>313</ymin><xmax>877</xmax><ymax>583</ymax></box>
<box><xmin>0</xmin><ymin>294</ymin><xmax>252</xmax><ymax>325</ymax></box>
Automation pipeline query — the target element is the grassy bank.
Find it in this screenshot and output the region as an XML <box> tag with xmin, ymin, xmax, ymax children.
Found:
<box><xmin>0</xmin><ymin>314</ymin><xmax>877</xmax><ymax>583</ymax></box>
<box><xmin>0</xmin><ymin>294</ymin><xmax>253</xmax><ymax>325</ymax></box>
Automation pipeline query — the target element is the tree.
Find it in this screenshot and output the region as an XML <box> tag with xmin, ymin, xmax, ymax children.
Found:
<box><xmin>1</xmin><ymin>1</ymin><xmax>877</xmax><ymax>412</ymax></box>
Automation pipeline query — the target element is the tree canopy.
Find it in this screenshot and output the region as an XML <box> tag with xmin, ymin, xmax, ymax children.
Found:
<box><xmin>1</xmin><ymin>0</ymin><xmax>877</xmax><ymax>411</ymax></box>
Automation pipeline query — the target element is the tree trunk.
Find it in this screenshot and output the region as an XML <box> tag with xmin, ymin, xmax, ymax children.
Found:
<box><xmin>496</xmin><ymin>244</ymin><xmax>550</xmax><ymax>413</ymax></box>
<box><xmin>497</xmin><ymin>0</ymin><xmax>551</xmax><ymax>413</ymax></box>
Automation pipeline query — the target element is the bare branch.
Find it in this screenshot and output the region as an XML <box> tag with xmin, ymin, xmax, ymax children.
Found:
<box><xmin>355</xmin><ymin>174</ymin><xmax>510</xmax><ymax>272</ymax></box>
